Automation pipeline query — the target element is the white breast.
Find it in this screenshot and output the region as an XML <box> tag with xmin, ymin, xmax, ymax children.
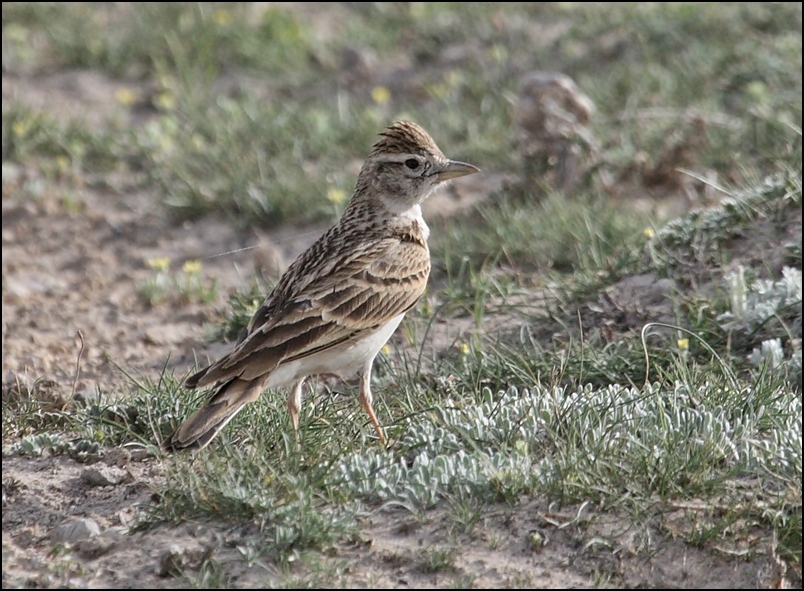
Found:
<box><xmin>265</xmin><ymin>313</ymin><xmax>406</xmax><ymax>388</ymax></box>
<box><xmin>401</xmin><ymin>204</ymin><xmax>430</xmax><ymax>240</ymax></box>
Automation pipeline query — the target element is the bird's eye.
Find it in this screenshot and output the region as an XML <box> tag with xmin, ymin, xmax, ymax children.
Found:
<box><xmin>404</xmin><ymin>158</ymin><xmax>420</xmax><ymax>170</ymax></box>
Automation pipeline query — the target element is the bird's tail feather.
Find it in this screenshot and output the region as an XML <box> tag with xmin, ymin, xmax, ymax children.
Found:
<box><xmin>163</xmin><ymin>377</ymin><xmax>263</xmax><ymax>452</ymax></box>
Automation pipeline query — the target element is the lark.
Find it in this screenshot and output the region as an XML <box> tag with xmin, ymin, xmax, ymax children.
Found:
<box><xmin>164</xmin><ymin>121</ymin><xmax>479</xmax><ymax>452</ymax></box>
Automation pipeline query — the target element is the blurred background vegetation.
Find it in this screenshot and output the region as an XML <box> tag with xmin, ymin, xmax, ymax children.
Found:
<box><xmin>3</xmin><ymin>2</ymin><xmax>800</xmax><ymax>226</ymax></box>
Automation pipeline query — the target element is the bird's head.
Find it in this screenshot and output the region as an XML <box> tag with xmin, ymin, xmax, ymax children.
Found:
<box><xmin>354</xmin><ymin>121</ymin><xmax>479</xmax><ymax>214</ymax></box>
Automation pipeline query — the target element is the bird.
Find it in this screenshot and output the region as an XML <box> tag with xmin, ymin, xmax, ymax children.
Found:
<box><xmin>163</xmin><ymin>121</ymin><xmax>479</xmax><ymax>452</ymax></box>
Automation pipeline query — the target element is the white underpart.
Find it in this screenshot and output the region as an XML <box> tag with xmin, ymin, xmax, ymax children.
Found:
<box><xmin>264</xmin><ymin>313</ymin><xmax>406</xmax><ymax>388</ymax></box>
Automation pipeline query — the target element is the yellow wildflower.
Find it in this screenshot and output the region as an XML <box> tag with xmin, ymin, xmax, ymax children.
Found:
<box><xmin>155</xmin><ymin>92</ymin><xmax>176</xmax><ymax>111</ymax></box>
<box><xmin>183</xmin><ymin>260</ymin><xmax>202</xmax><ymax>274</ymax></box>
<box><xmin>371</xmin><ymin>86</ymin><xmax>391</xmax><ymax>105</ymax></box>
<box><xmin>677</xmin><ymin>338</ymin><xmax>689</xmax><ymax>350</ymax></box>
<box><xmin>115</xmin><ymin>87</ymin><xmax>137</xmax><ymax>106</ymax></box>
<box><xmin>11</xmin><ymin>121</ymin><xmax>28</xmax><ymax>137</ymax></box>
<box><xmin>327</xmin><ymin>188</ymin><xmax>347</xmax><ymax>205</ymax></box>
<box><xmin>460</xmin><ymin>343</ymin><xmax>471</xmax><ymax>355</ymax></box>
<box><xmin>213</xmin><ymin>8</ymin><xmax>232</xmax><ymax>26</ymax></box>
<box><xmin>409</xmin><ymin>3</ymin><xmax>427</xmax><ymax>19</ymax></box>
<box><xmin>643</xmin><ymin>228</ymin><xmax>655</xmax><ymax>239</ymax></box>
<box><xmin>148</xmin><ymin>257</ymin><xmax>171</xmax><ymax>272</ymax></box>
<box><xmin>55</xmin><ymin>155</ymin><xmax>70</xmax><ymax>172</ymax></box>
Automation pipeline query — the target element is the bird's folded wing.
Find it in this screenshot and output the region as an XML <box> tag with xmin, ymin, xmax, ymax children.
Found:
<box><xmin>191</xmin><ymin>236</ymin><xmax>430</xmax><ymax>387</ymax></box>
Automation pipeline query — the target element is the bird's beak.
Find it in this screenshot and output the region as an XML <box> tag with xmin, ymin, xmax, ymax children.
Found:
<box><xmin>436</xmin><ymin>160</ymin><xmax>480</xmax><ymax>181</ymax></box>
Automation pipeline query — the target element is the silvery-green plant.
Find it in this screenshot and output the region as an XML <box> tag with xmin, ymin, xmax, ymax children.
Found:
<box><xmin>334</xmin><ymin>380</ymin><xmax>801</xmax><ymax>507</ymax></box>
<box><xmin>719</xmin><ymin>266</ymin><xmax>801</xmax><ymax>330</ymax></box>
<box><xmin>719</xmin><ymin>266</ymin><xmax>802</xmax><ymax>375</ymax></box>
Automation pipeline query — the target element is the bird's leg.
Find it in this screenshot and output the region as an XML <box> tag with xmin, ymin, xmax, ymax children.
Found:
<box><xmin>287</xmin><ymin>378</ymin><xmax>305</xmax><ymax>444</ymax></box>
<box><xmin>358</xmin><ymin>363</ymin><xmax>387</xmax><ymax>445</ymax></box>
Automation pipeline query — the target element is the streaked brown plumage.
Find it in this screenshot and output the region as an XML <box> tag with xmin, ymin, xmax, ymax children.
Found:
<box><xmin>164</xmin><ymin>121</ymin><xmax>479</xmax><ymax>452</ymax></box>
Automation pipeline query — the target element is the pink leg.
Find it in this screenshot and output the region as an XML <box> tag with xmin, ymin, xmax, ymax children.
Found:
<box><xmin>358</xmin><ymin>363</ymin><xmax>387</xmax><ymax>445</ymax></box>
